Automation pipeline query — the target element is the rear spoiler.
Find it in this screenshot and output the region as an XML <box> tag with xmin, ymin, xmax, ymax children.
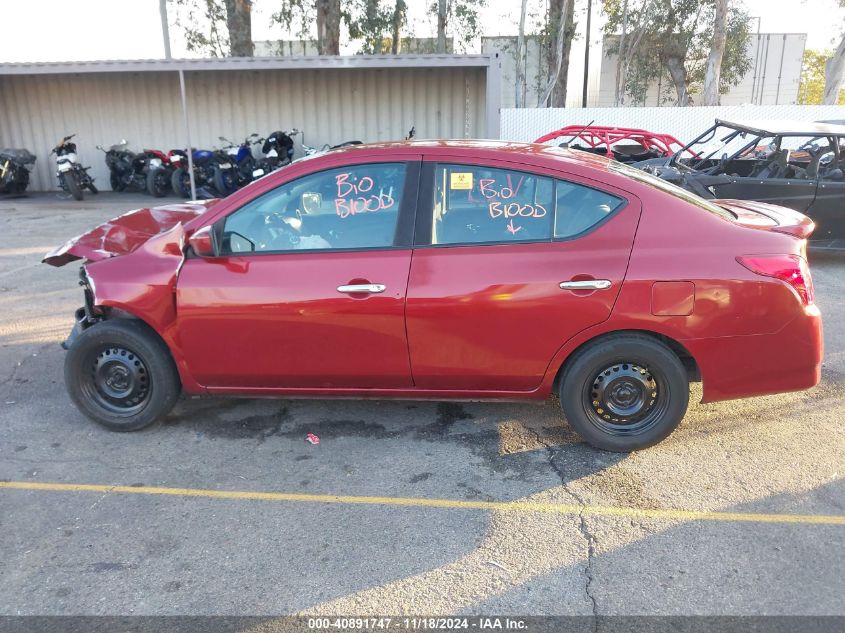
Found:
<box><xmin>714</xmin><ymin>199</ymin><xmax>815</xmax><ymax>240</ymax></box>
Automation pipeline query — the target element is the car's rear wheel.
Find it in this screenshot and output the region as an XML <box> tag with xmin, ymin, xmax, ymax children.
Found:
<box><xmin>559</xmin><ymin>334</ymin><xmax>689</xmax><ymax>451</ymax></box>
<box><xmin>64</xmin><ymin>320</ymin><xmax>181</xmax><ymax>432</ymax></box>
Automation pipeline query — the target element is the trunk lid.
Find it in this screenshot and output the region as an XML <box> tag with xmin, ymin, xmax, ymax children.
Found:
<box><xmin>715</xmin><ymin>198</ymin><xmax>815</xmax><ymax>240</ymax></box>
<box><xmin>42</xmin><ymin>200</ymin><xmax>218</xmax><ymax>267</ymax></box>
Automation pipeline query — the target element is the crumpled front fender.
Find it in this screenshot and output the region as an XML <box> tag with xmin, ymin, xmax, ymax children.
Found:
<box><xmin>82</xmin><ymin>223</ymin><xmax>205</xmax><ymax>393</ymax></box>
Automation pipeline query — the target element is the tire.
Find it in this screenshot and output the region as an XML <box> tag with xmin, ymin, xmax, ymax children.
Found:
<box><xmin>88</xmin><ymin>182</ymin><xmax>99</xmax><ymax>194</ymax></box>
<box><xmin>110</xmin><ymin>173</ymin><xmax>125</xmax><ymax>192</ymax></box>
<box><xmin>213</xmin><ymin>165</ymin><xmax>236</xmax><ymax>197</ymax></box>
<box><xmin>236</xmin><ymin>156</ymin><xmax>255</xmax><ymax>186</ymax></box>
<box><xmin>147</xmin><ymin>168</ymin><xmax>170</xmax><ymax>197</ymax></box>
<box><xmin>558</xmin><ymin>334</ymin><xmax>689</xmax><ymax>452</ymax></box>
<box><xmin>62</xmin><ymin>172</ymin><xmax>83</xmax><ymax>201</ymax></box>
<box><xmin>64</xmin><ymin>319</ymin><xmax>181</xmax><ymax>432</ymax></box>
<box><xmin>171</xmin><ymin>167</ymin><xmax>190</xmax><ymax>198</ymax></box>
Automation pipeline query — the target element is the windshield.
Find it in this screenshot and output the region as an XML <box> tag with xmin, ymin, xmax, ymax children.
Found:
<box><xmin>609</xmin><ymin>161</ymin><xmax>736</xmax><ymax>221</ymax></box>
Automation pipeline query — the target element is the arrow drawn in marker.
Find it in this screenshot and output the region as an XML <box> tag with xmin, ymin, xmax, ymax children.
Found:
<box><xmin>506</xmin><ymin>219</ymin><xmax>523</xmax><ymax>235</ymax></box>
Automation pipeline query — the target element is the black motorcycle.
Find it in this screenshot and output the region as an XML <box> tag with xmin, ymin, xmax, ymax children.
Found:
<box><xmin>52</xmin><ymin>134</ymin><xmax>97</xmax><ymax>201</ymax></box>
<box><xmin>0</xmin><ymin>148</ymin><xmax>36</xmax><ymax>195</ymax></box>
<box><xmin>251</xmin><ymin>129</ymin><xmax>296</xmax><ymax>179</ymax></box>
<box><xmin>98</xmin><ymin>141</ymin><xmax>171</xmax><ymax>196</ymax></box>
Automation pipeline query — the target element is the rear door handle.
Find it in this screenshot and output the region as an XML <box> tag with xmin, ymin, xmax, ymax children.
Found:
<box><xmin>559</xmin><ymin>279</ymin><xmax>612</xmax><ymax>290</ymax></box>
<box><xmin>337</xmin><ymin>284</ymin><xmax>386</xmax><ymax>294</ymax></box>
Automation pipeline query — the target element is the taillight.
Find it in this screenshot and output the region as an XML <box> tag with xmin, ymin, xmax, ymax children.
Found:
<box><xmin>737</xmin><ymin>254</ymin><xmax>815</xmax><ymax>305</ymax></box>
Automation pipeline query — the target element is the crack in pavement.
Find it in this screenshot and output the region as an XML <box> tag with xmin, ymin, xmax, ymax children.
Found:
<box><xmin>527</xmin><ymin>425</ymin><xmax>600</xmax><ymax>625</ymax></box>
<box><xmin>0</xmin><ymin>342</ymin><xmax>55</xmax><ymax>392</ymax></box>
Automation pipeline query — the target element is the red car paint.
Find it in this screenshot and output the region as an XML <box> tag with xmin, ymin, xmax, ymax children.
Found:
<box><xmin>44</xmin><ymin>140</ymin><xmax>823</xmax><ymax>404</ymax></box>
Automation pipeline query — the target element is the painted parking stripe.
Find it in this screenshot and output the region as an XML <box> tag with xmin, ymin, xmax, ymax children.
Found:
<box><xmin>1</xmin><ymin>480</ymin><xmax>843</xmax><ymax>526</ymax></box>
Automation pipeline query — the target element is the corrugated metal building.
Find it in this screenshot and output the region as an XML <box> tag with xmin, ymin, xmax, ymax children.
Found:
<box><xmin>0</xmin><ymin>55</ymin><xmax>501</xmax><ymax>191</ymax></box>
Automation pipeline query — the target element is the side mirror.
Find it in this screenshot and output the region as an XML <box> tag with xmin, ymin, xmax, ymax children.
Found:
<box><xmin>188</xmin><ymin>225</ymin><xmax>217</xmax><ymax>257</ymax></box>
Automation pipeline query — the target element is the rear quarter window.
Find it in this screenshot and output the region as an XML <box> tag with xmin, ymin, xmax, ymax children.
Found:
<box><xmin>554</xmin><ymin>180</ymin><xmax>625</xmax><ymax>239</ymax></box>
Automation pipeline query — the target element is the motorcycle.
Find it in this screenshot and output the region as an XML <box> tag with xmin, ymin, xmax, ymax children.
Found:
<box><xmin>98</xmin><ymin>141</ymin><xmax>171</xmax><ymax>197</ymax></box>
<box><xmin>251</xmin><ymin>129</ymin><xmax>296</xmax><ymax>179</ymax></box>
<box><xmin>145</xmin><ymin>150</ymin><xmax>173</xmax><ymax>197</ymax></box>
<box><xmin>52</xmin><ymin>134</ymin><xmax>97</xmax><ymax>201</ymax></box>
<box><xmin>171</xmin><ymin>148</ymin><xmax>236</xmax><ymax>198</ymax></box>
<box><xmin>0</xmin><ymin>148</ymin><xmax>36</xmax><ymax>195</ymax></box>
<box><xmin>219</xmin><ymin>133</ymin><xmax>259</xmax><ymax>187</ymax></box>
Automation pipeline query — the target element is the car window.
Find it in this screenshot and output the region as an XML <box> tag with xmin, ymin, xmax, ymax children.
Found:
<box><xmin>554</xmin><ymin>180</ymin><xmax>624</xmax><ymax>239</ymax></box>
<box><xmin>432</xmin><ymin>164</ymin><xmax>554</xmax><ymax>245</ymax></box>
<box><xmin>222</xmin><ymin>163</ymin><xmax>406</xmax><ymax>253</ymax></box>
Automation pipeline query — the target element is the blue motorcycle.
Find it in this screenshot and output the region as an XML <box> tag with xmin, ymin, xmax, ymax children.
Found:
<box><xmin>170</xmin><ymin>147</ymin><xmax>236</xmax><ymax>198</ymax></box>
<box><xmin>219</xmin><ymin>134</ymin><xmax>259</xmax><ymax>188</ymax></box>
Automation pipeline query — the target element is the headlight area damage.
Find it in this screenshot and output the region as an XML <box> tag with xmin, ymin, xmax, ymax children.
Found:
<box><xmin>42</xmin><ymin>202</ymin><xmax>216</xmax><ymax>394</ymax></box>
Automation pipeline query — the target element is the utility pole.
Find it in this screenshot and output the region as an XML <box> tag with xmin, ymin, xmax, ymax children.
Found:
<box><xmin>159</xmin><ymin>0</ymin><xmax>172</xmax><ymax>59</ymax></box>
<box><xmin>582</xmin><ymin>0</ymin><xmax>592</xmax><ymax>107</ymax></box>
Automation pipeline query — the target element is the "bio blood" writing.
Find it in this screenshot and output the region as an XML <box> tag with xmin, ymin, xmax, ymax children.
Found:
<box><xmin>334</xmin><ymin>172</ymin><xmax>395</xmax><ymax>219</ymax></box>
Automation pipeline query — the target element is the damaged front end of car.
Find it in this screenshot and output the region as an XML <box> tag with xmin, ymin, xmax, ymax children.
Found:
<box><xmin>43</xmin><ymin>201</ymin><xmax>218</xmax><ymax>394</ymax></box>
<box><xmin>61</xmin><ymin>266</ymin><xmax>102</xmax><ymax>350</ymax></box>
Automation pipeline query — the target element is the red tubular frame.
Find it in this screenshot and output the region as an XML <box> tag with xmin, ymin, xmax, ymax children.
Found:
<box><xmin>534</xmin><ymin>125</ymin><xmax>696</xmax><ymax>158</ymax></box>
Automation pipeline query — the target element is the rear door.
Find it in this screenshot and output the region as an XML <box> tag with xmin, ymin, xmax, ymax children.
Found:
<box><xmin>405</xmin><ymin>159</ymin><xmax>641</xmax><ymax>392</ymax></box>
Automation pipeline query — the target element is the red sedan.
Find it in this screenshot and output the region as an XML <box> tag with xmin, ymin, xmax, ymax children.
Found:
<box><xmin>44</xmin><ymin>140</ymin><xmax>823</xmax><ymax>451</ymax></box>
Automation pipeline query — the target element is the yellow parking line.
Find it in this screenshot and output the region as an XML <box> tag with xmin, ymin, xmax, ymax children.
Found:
<box><xmin>2</xmin><ymin>480</ymin><xmax>843</xmax><ymax>526</ymax></box>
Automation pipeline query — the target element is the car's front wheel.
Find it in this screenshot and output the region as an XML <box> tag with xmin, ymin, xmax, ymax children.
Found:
<box><xmin>64</xmin><ymin>320</ymin><xmax>181</xmax><ymax>431</ymax></box>
<box><xmin>559</xmin><ymin>334</ymin><xmax>689</xmax><ymax>452</ymax></box>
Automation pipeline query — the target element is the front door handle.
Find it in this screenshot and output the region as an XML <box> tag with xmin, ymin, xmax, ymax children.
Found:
<box><xmin>337</xmin><ymin>284</ymin><xmax>386</xmax><ymax>294</ymax></box>
<box><xmin>559</xmin><ymin>279</ymin><xmax>612</xmax><ymax>291</ymax></box>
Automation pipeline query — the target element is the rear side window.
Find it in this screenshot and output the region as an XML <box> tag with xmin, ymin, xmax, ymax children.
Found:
<box><xmin>431</xmin><ymin>164</ymin><xmax>554</xmax><ymax>245</ymax></box>
<box><xmin>554</xmin><ymin>180</ymin><xmax>624</xmax><ymax>238</ymax></box>
<box><xmin>428</xmin><ymin>164</ymin><xmax>625</xmax><ymax>245</ymax></box>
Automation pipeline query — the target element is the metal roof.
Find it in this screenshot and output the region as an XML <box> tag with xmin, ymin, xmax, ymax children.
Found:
<box><xmin>715</xmin><ymin>118</ymin><xmax>845</xmax><ymax>137</ymax></box>
<box><xmin>0</xmin><ymin>54</ymin><xmax>498</xmax><ymax>76</ymax></box>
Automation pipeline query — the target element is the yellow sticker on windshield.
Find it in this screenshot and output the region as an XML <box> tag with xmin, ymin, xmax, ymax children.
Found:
<box><xmin>450</xmin><ymin>172</ymin><xmax>473</xmax><ymax>190</ymax></box>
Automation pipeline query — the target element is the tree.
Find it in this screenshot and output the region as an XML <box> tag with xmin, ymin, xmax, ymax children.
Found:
<box><xmin>801</xmin><ymin>49</ymin><xmax>845</xmax><ymax>104</ymax></box>
<box><xmin>540</xmin><ymin>0</ymin><xmax>576</xmax><ymax>107</ymax></box>
<box><xmin>428</xmin><ymin>0</ymin><xmax>486</xmax><ymax>53</ymax></box>
<box><xmin>316</xmin><ymin>0</ymin><xmax>342</xmax><ymax>54</ymax></box>
<box><xmin>702</xmin><ymin>0</ymin><xmax>727</xmax><ymax>105</ymax></box>
<box><xmin>270</xmin><ymin>0</ymin><xmax>341</xmax><ymax>54</ymax></box>
<box><xmin>172</xmin><ymin>0</ymin><xmax>252</xmax><ymax>56</ymax></box>
<box><xmin>173</xmin><ymin>0</ymin><xmax>229</xmax><ymax>56</ymax></box>
<box><xmin>514</xmin><ymin>0</ymin><xmax>528</xmax><ymax>107</ymax></box>
<box><xmin>224</xmin><ymin>0</ymin><xmax>253</xmax><ymax>56</ymax></box>
<box><xmin>437</xmin><ymin>0</ymin><xmax>447</xmax><ymax>52</ymax></box>
<box><xmin>347</xmin><ymin>0</ymin><xmax>392</xmax><ymax>53</ymax></box>
<box><xmin>391</xmin><ymin>0</ymin><xmax>407</xmax><ymax>54</ymax></box>
<box><xmin>345</xmin><ymin>0</ymin><xmax>408</xmax><ymax>54</ymax></box>
<box><xmin>602</xmin><ymin>0</ymin><xmax>752</xmax><ymax>106</ymax></box>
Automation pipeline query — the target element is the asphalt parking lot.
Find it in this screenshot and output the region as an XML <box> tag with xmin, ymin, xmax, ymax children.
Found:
<box><xmin>0</xmin><ymin>191</ymin><xmax>843</xmax><ymax>618</ymax></box>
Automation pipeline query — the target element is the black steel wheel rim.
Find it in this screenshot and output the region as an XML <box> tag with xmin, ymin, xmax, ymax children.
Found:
<box><xmin>79</xmin><ymin>346</ymin><xmax>151</xmax><ymax>417</ymax></box>
<box><xmin>153</xmin><ymin>171</ymin><xmax>168</xmax><ymax>194</ymax></box>
<box><xmin>581</xmin><ymin>361</ymin><xmax>668</xmax><ymax>436</ymax></box>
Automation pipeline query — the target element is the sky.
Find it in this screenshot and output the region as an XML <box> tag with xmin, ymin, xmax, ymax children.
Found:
<box><xmin>0</xmin><ymin>0</ymin><xmax>843</xmax><ymax>63</ymax></box>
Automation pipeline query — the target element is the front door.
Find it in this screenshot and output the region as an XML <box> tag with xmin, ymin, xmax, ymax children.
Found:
<box><xmin>405</xmin><ymin>160</ymin><xmax>641</xmax><ymax>392</ymax></box>
<box><xmin>176</xmin><ymin>160</ymin><xmax>419</xmax><ymax>389</ymax></box>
